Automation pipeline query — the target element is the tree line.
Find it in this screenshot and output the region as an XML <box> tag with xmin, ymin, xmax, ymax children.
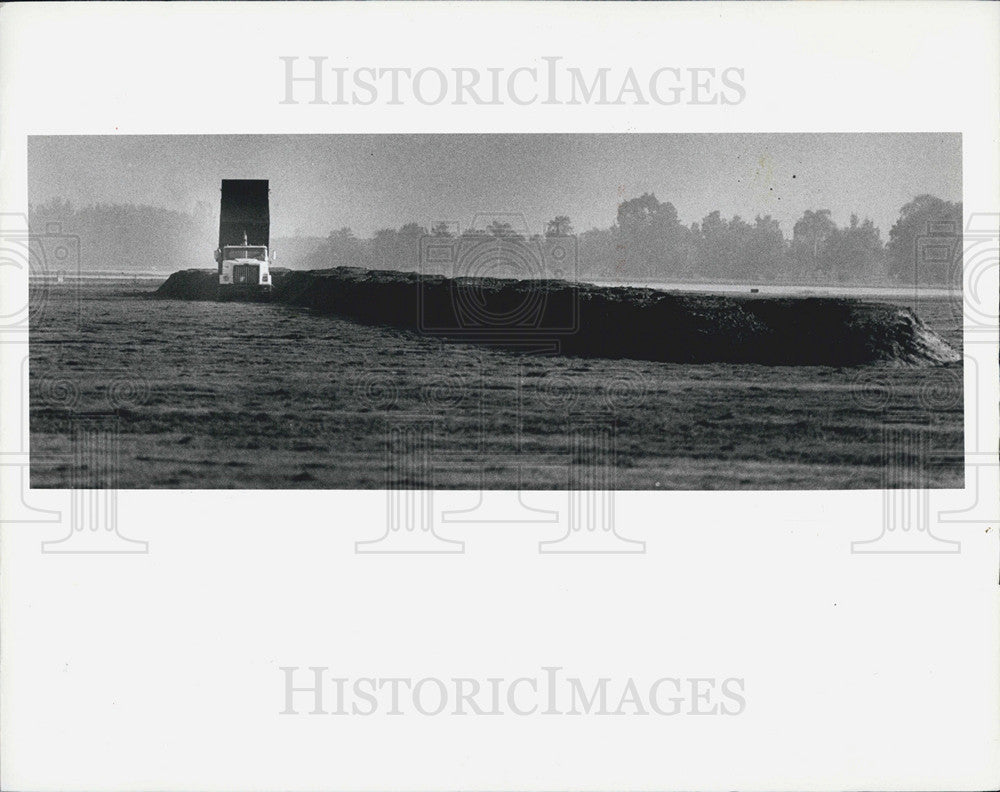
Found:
<box><xmin>30</xmin><ymin>197</ymin><xmax>215</xmax><ymax>274</ymax></box>
<box><xmin>300</xmin><ymin>193</ymin><xmax>961</xmax><ymax>284</ymax></box>
<box><xmin>29</xmin><ymin>192</ymin><xmax>961</xmax><ymax>284</ymax></box>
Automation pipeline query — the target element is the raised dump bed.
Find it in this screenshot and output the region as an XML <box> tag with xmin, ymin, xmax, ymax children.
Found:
<box><xmin>155</xmin><ymin>267</ymin><xmax>960</xmax><ymax>366</ymax></box>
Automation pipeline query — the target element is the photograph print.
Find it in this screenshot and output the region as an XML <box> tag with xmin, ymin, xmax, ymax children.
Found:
<box><xmin>28</xmin><ymin>132</ymin><xmax>964</xmax><ymax>489</ymax></box>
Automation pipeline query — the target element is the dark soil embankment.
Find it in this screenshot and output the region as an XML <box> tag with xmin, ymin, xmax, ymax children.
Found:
<box><xmin>155</xmin><ymin>267</ymin><xmax>960</xmax><ymax>366</ymax></box>
<box><xmin>153</xmin><ymin>268</ymin><xmax>294</xmax><ymax>300</ymax></box>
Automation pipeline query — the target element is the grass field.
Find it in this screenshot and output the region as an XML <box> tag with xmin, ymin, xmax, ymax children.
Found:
<box><xmin>29</xmin><ymin>283</ymin><xmax>964</xmax><ymax>489</ymax></box>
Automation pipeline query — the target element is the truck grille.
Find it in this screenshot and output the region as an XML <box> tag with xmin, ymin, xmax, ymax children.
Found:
<box><xmin>232</xmin><ymin>264</ymin><xmax>260</xmax><ymax>285</ymax></box>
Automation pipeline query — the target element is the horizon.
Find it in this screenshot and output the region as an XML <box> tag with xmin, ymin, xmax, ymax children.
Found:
<box><xmin>28</xmin><ymin>133</ymin><xmax>961</xmax><ymax>239</ymax></box>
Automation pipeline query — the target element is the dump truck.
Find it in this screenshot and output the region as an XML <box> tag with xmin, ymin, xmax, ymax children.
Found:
<box><xmin>214</xmin><ymin>179</ymin><xmax>273</xmax><ymax>298</ymax></box>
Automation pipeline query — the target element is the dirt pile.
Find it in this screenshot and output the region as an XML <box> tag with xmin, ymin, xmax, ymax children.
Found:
<box><xmin>155</xmin><ymin>269</ymin><xmax>219</xmax><ymax>300</ymax></box>
<box><xmin>155</xmin><ymin>268</ymin><xmax>293</xmax><ymax>300</ymax></box>
<box><xmin>155</xmin><ymin>267</ymin><xmax>960</xmax><ymax>366</ymax></box>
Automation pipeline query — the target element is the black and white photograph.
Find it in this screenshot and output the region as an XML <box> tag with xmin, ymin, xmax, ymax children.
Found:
<box><xmin>3</xmin><ymin>3</ymin><xmax>998</xmax><ymax>792</ymax></box>
<box><xmin>29</xmin><ymin>133</ymin><xmax>964</xmax><ymax>489</ymax></box>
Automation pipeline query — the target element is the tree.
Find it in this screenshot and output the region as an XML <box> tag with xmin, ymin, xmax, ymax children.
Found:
<box><xmin>739</xmin><ymin>215</ymin><xmax>787</xmax><ymax>281</ymax></box>
<box><xmin>824</xmin><ymin>214</ymin><xmax>885</xmax><ymax>283</ymax></box>
<box><xmin>398</xmin><ymin>222</ymin><xmax>427</xmax><ymax>238</ymax></box>
<box><xmin>793</xmin><ymin>209</ymin><xmax>835</xmax><ymax>257</ymax></box>
<box><xmin>615</xmin><ymin>193</ymin><xmax>689</xmax><ymax>279</ymax></box>
<box><xmin>693</xmin><ymin>210</ymin><xmax>731</xmax><ymax>278</ymax></box>
<box><xmin>394</xmin><ymin>223</ymin><xmax>428</xmax><ymax>270</ymax></box>
<box><xmin>791</xmin><ymin>209</ymin><xmax>836</xmax><ymax>278</ymax></box>
<box><xmin>476</xmin><ymin>221</ymin><xmax>525</xmax><ymax>242</ymax></box>
<box><xmin>886</xmin><ymin>194</ymin><xmax>962</xmax><ymax>284</ymax></box>
<box><xmin>545</xmin><ymin>216</ymin><xmax>573</xmax><ymax>237</ymax></box>
<box><xmin>485</xmin><ymin>220</ymin><xmax>515</xmax><ymax>238</ymax></box>
<box><xmin>325</xmin><ymin>227</ymin><xmax>364</xmax><ymax>267</ymax></box>
<box><xmin>616</xmin><ymin>193</ymin><xmax>675</xmax><ymax>227</ymax></box>
<box><xmin>371</xmin><ymin>228</ymin><xmax>397</xmax><ymax>268</ymax></box>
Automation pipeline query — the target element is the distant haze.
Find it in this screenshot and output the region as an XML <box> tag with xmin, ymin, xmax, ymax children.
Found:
<box><xmin>29</xmin><ymin>134</ymin><xmax>961</xmax><ymax>239</ymax></box>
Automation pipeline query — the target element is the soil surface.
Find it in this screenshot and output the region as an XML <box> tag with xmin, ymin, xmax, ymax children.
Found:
<box><xmin>30</xmin><ymin>280</ymin><xmax>964</xmax><ymax>489</ymax></box>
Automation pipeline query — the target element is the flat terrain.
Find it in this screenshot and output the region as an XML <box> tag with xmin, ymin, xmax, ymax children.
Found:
<box><xmin>30</xmin><ymin>284</ymin><xmax>964</xmax><ymax>489</ymax></box>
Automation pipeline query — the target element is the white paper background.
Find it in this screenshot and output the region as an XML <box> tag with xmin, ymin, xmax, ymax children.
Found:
<box><xmin>1</xmin><ymin>2</ymin><xmax>998</xmax><ymax>791</ymax></box>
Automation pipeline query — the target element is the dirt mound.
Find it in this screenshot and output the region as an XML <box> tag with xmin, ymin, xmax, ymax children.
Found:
<box><xmin>155</xmin><ymin>268</ymin><xmax>293</xmax><ymax>300</ymax></box>
<box><xmin>155</xmin><ymin>269</ymin><xmax>218</xmax><ymax>300</ymax></box>
<box><xmin>155</xmin><ymin>267</ymin><xmax>960</xmax><ymax>366</ymax></box>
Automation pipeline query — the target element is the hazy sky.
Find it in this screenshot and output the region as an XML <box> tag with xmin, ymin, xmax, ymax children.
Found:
<box><xmin>29</xmin><ymin>134</ymin><xmax>961</xmax><ymax>238</ymax></box>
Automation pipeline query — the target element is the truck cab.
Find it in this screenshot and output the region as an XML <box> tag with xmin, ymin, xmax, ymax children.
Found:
<box><xmin>215</xmin><ymin>245</ymin><xmax>272</xmax><ymax>290</ymax></box>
